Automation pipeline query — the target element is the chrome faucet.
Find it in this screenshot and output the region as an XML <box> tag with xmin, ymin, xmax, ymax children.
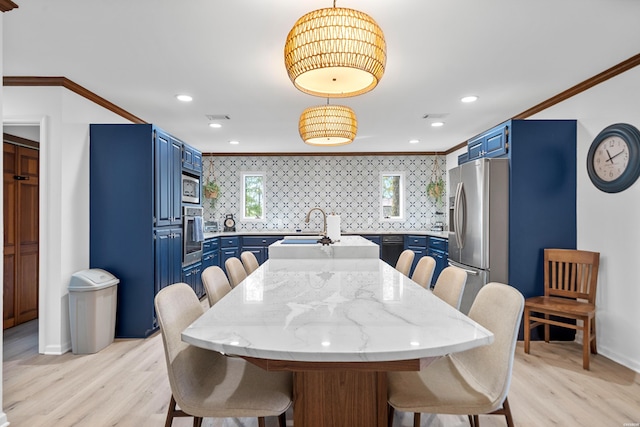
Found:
<box><xmin>305</xmin><ymin>207</ymin><xmax>327</xmax><ymax>236</ymax></box>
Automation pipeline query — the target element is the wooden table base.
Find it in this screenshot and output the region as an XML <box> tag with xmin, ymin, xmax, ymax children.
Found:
<box><xmin>242</xmin><ymin>357</ymin><xmax>421</xmax><ymax>427</ymax></box>
<box><xmin>294</xmin><ymin>370</ymin><xmax>388</xmax><ymax>427</ymax></box>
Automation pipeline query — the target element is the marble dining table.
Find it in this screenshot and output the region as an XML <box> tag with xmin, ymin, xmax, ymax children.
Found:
<box><xmin>182</xmin><ymin>258</ymin><xmax>494</xmax><ymax>427</ymax></box>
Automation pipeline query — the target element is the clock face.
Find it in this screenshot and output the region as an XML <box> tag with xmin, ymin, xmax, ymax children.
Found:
<box><xmin>224</xmin><ymin>215</ymin><xmax>235</xmax><ymax>229</ymax></box>
<box><xmin>587</xmin><ymin>123</ymin><xmax>640</xmax><ymax>193</ymax></box>
<box><xmin>592</xmin><ymin>135</ymin><xmax>630</xmax><ymax>182</ymax></box>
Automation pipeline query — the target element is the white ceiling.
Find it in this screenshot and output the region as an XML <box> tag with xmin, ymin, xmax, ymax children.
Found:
<box><xmin>4</xmin><ymin>0</ymin><xmax>640</xmax><ymax>154</ymax></box>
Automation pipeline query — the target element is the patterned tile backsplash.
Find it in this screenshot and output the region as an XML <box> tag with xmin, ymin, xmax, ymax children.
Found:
<box><xmin>202</xmin><ymin>155</ymin><xmax>446</xmax><ymax>233</ymax></box>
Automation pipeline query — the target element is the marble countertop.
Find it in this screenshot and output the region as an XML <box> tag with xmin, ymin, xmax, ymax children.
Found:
<box><xmin>203</xmin><ymin>230</ymin><xmax>449</xmax><ymax>240</ymax></box>
<box><xmin>182</xmin><ymin>258</ymin><xmax>493</xmax><ymax>363</ymax></box>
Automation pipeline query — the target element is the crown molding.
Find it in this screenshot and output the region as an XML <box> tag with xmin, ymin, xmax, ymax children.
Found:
<box><xmin>3</xmin><ymin>76</ymin><xmax>147</xmax><ymax>124</ymax></box>
<box><xmin>513</xmin><ymin>52</ymin><xmax>640</xmax><ymax>119</ymax></box>
<box><xmin>0</xmin><ymin>0</ymin><xmax>18</xmax><ymax>12</ymax></box>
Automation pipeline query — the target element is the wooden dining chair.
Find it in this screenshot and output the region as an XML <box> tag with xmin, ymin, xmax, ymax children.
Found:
<box><xmin>432</xmin><ymin>265</ymin><xmax>467</xmax><ymax>310</ymax></box>
<box><xmin>225</xmin><ymin>257</ymin><xmax>247</xmax><ymax>288</ymax></box>
<box><xmin>388</xmin><ymin>282</ymin><xmax>524</xmax><ymax>427</ymax></box>
<box><xmin>201</xmin><ymin>266</ymin><xmax>232</xmax><ymax>307</ymax></box>
<box><xmin>410</xmin><ymin>256</ymin><xmax>436</xmax><ymax>289</ymax></box>
<box><xmin>154</xmin><ymin>283</ymin><xmax>292</xmax><ymax>427</ymax></box>
<box><xmin>395</xmin><ymin>249</ymin><xmax>415</xmax><ymax>277</ymax></box>
<box><xmin>524</xmin><ymin>248</ymin><xmax>600</xmax><ymax>370</ymax></box>
<box><xmin>241</xmin><ymin>251</ymin><xmax>260</xmax><ymax>275</ymax></box>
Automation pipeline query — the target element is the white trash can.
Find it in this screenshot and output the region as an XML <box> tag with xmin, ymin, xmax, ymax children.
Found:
<box><xmin>69</xmin><ymin>268</ymin><xmax>119</xmax><ymax>354</ymax></box>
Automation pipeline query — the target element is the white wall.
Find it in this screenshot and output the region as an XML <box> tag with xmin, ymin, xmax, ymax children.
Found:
<box><xmin>3</xmin><ymin>86</ymin><xmax>131</xmax><ymax>355</ymax></box>
<box><xmin>530</xmin><ymin>66</ymin><xmax>640</xmax><ymax>372</ymax></box>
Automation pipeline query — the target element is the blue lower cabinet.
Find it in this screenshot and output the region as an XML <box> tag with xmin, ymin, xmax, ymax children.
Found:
<box><xmin>220</xmin><ymin>236</ymin><xmax>240</xmax><ymax>274</ymax></box>
<box><xmin>202</xmin><ymin>238</ymin><xmax>219</xmax><ymax>270</ymax></box>
<box><xmin>427</xmin><ymin>237</ymin><xmax>449</xmax><ymax>287</ymax></box>
<box><xmin>405</xmin><ymin>235</ymin><xmax>428</xmax><ymax>277</ymax></box>
<box><xmin>182</xmin><ymin>262</ymin><xmax>204</xmax><ymax>299</ymax></box>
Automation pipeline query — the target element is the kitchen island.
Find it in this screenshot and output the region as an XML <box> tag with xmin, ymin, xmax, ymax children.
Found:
<box><xmin>268</xmin><ymin>234</ymin><xmax>379</xmax><ymax>259</ymax></box>
<box><xmin>182</xmin><ymin>258</ymin><xmax>492</xmax><ymax>427</ymax></box>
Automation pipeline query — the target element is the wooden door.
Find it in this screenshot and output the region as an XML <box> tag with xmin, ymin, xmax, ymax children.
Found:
<box><xmin>3</xmin><ymin>141</ymin><xmax>39</xmax><ymax>329</ymax></box>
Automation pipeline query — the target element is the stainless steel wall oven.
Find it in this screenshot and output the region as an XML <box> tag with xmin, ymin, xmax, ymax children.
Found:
<box><xmin>183</xmin><ymin>205</ymin><xmax>204</xmax><ymax>266</ymax></box>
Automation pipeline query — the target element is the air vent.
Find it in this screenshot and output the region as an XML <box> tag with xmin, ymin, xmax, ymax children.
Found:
<box><xmin>422</xmin><ymin>113</ymin><xmax>449</xmax><ymax>119</ymax></box>
<box><xmin>205</xmin><ymin>114</ymin><xmax>231</xmax><ymax>121</ymax></box>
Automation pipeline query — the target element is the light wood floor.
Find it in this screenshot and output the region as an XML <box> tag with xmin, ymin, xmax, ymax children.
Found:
<box><xmin>4</xmin><ymin>320</ymin><xmax>640</xmax><ymax>427</ymax></box>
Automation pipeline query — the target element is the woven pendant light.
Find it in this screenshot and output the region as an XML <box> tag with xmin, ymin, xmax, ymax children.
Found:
<box><xmin>284</xmin><ymin>4</ymin><xmax>386</xmax><ymax>98</ymax></box>
<box><xmin>299</xmin><ymin>105</ymin><xmax>357</xmax><ymax>146</ymax></box>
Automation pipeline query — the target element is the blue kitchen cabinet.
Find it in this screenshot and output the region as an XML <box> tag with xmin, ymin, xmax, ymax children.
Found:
<box><xmin>155</xmin><ymin>131</ymin><xmax>182</xmax><ymax>227</ymax></box>
<box><xmin>182</xmin><ymin>262</ymin><xmax>204</xmax><ymax>299</ymax></box>
<box><xmin>219</xmin><ymin>236</ymin><xmax>240</xmax><ymax>274</ymax></box>
<box><xmin>241</xmin><ymin>236</ymin><xmax>283</xmax><ymax>265</ymax></box>
<box><xmin>405</xmin><ymin>235</ymin><xmax>427</xmax><ymax>277</ymax></box>
<box><xmin>202</xmin><ymin>238</ymin><xmax>220</xmax><ymax>271</ymax></box>
<box><xmin>90</xmin><ymin>124</ymin><xmax>186</xmax><ymax>338</ymax></box>
<box><xmin>427</xmin><ymin>236</ymin><xmax>448</xmax><ymax>287</ymax></box>
<box><xmin>457</xmin><ymin>152</ymin><xmax>469</xmax><ymax>165</ymax></box>
<box><xmin>465</xmin><ymin>123</ymin><xmax>509</xmax><ymax>163</ymax></box>
<box><xmin>182</xmin><ymin>142</ymin><xmax>202</xmax><ymax>175</ymax></box>
<box><xmin>155</xmin><ymin>227</ymin><xmax>183</xmax><ymax>295</ymax></box>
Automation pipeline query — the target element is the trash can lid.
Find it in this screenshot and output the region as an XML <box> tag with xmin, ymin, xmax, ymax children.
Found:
<box><xmin>69</xmin><ymin>268</ymin><xmax>119</xmax><ymax>291</ymax></box>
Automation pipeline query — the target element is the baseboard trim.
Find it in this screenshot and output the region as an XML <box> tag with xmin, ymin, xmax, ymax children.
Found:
<box><xmin>43</xmin><ymin>341</ymin><xmax>71</xmax><ymax>355</ymax></box>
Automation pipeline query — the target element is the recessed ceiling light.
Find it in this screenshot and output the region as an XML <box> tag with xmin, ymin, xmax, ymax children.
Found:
<box><xmin>431</xmin><ymin>122</ymin><xmax>444</xmax><ymax>127</ymax></box>
<box><xmin>229</xmin><ymin>140</ymin><xmax>240</xmax><ymax>145</ymax></box>
<box><xmin>209</xmin><ymin>123</ymin><xmax>222</xmax><ymax>128</ymax></box>
<box><xmin>461</xmin><ymin>95</ymin><xmax>478</xmax><ymax>103</ymax></box>
<box><xmin>409</xmin><ymin>139</ymin><xmax>419</xmax><ymax>144</ymax></box>
<box><xmin>175</xmin><ymin>94</ymin><xmax>193</xmax><ymax>102</ymax></box>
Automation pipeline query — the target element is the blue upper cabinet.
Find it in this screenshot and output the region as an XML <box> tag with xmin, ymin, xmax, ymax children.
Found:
<box><xmin>466</xmin><ymin>123</ymin><xmax>509</xmax><ymax>162</ymax></box>
<box><xmin>182</xmin><ymin>143</ymin><xmax>202</xmax><ymax>175</ymax></box>
<box><xmin>155</xmin><ymin>131</ymin><xmax>182</xmax><ymax>227</ymax></box>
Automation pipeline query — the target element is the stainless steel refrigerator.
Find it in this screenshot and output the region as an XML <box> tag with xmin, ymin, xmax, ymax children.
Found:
<box><xmin>448</xmin><ymin>158</ymin><xmax>509</xmax><ymax>313</ymax></box>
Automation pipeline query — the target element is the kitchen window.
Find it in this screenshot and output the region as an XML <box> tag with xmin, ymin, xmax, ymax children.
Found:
<box><xmin>381</xmin><ymin>172</ymin><xmax>404</xmax><ymax>220</ymax></box>
<box><xmin>242</xmin><ymin>172</ymin><xmax>265</xmax><ymax>221</ymax></box>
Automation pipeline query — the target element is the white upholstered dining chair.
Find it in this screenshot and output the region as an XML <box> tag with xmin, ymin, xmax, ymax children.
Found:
<box><xmin>395</xmin><ymin>249</ymin><xmax>415</xmax><ymax>277</ymax></box>
<box><xmin>387</xmin><ymin>282</ymin><xmax>524</xmax><ymax>427</ymax></box>
<box><xmin>225</xmin><ymin>256</ymin><xmax>247</xmax><ymax>288</ymax></box>
<box><xmin>432</xmin><ymin>265</ymin><xmax>467</xmax><ymax>310</ymax></box>
<box><xmin>201</xmin><ymin>266</ymin><xmax>232</xmax><ymax>307</ymax></box>
<box><xmin>241</xmin><ymin>251</ymin><xmax>260</xmax><ymax>275</ymax></box>
<box><xmin>411</xmin><ymin>256</ymin><xmax>436</xmax><ymax>289</ymax></box>
<box><xmin>154</xmin><ymin>282</ymin><xmax>292</xmax><ymax>427</ymax></box>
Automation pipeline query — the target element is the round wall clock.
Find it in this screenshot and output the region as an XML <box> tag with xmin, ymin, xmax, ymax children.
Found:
<box><xmin>223</xmin><ymin>214</ymin><xmax>236</xmax><ymax>232</ymax></box>
<box><xmin>586</xmin><ymin>123</ymin><xmax>640</xmax><ymax>193</ymax></box>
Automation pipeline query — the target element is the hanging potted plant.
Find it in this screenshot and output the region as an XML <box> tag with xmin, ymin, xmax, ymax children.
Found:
<box><xmin>203</xmin><ymin>180</ymin><xmax>220</xmax><ymax>209</ymax></box>
<box><xmin>427</xmin><ymin>156</ymin><xmax>445</xmax><ymax>207</ymax></box>
<box><xmin>426</xmin><ymin>177</ymin><xmax>445</xmax><ymax>205</ymax></box>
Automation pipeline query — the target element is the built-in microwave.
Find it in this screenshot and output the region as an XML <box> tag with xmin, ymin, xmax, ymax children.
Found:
<box><xmin>182</xmin><ymin>173</ymin><xmax>200</xmax><ymax>204</ymax></box>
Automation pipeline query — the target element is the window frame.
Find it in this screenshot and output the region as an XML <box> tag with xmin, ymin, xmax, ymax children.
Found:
<box><xmin>241</xmin><ymin>172</ymin><xmax>266</xmax><ymax>222</ymax></box>
<box><xmin>380</xmin><ymin>171</ymin><xmax>405</xmax><ymax>221</ymax></box>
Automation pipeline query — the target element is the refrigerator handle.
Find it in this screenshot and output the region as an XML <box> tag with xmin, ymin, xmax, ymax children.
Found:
<box><xmin>459</xmin><ymin>182</ymin><xmax>466</xmax><ymax>248</ymax></box>
<box><xmin>447</xmin><ymin>261</ymin><xmax>479</xmax><ymax>276</ymax></box>
<box><xmin>454</xmin><ymin>182</ymin><xmax>465</xmax><ymax>249</ymax></box>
